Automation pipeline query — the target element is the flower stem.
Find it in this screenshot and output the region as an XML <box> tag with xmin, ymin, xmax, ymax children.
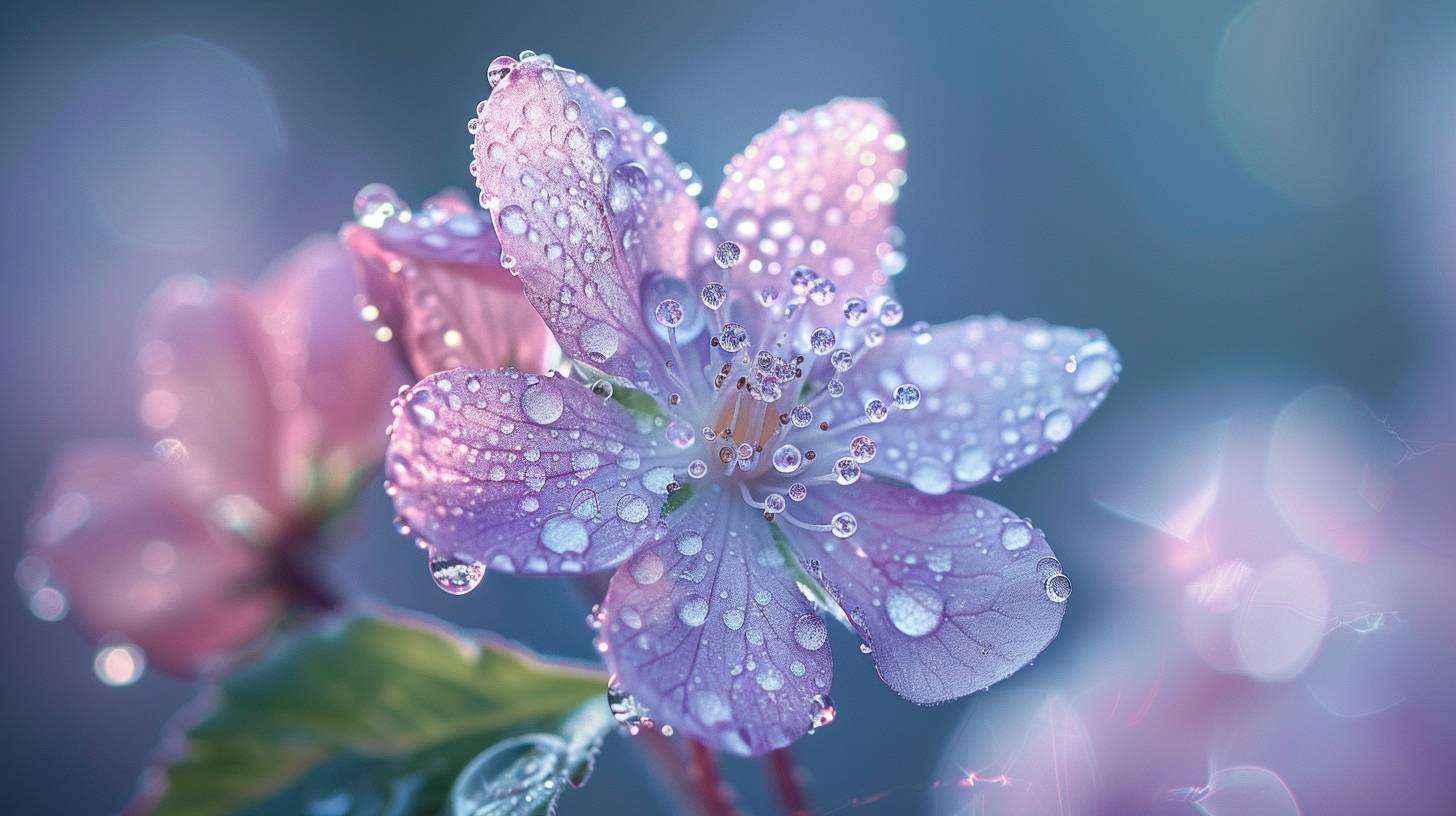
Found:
<box><xmin>688</xmin><ymin>738</ymin><xmax>736</xmax><ymax>816</ymax></box>
<box><xmin>765</xmin><ymin>746</ymin><xmax>811</xmax><ymax>815</ymax></box>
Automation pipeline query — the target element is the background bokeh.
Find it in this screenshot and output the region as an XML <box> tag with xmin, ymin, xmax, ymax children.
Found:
<box><xmin>4</xmin><ymin>0</ymin><xmax>1454</xmax><ymax>813</ymax></box>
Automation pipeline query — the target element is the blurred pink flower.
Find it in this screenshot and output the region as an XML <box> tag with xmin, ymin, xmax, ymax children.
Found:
<box><xmin>22</xmin><ymin>237</ymin><xmax>398</xmax><ymax>675</ymax></box>
<box><xmin>340</xmin><ymin>186</ymin><xmax>558</xmax><ymax>381</ymax></box>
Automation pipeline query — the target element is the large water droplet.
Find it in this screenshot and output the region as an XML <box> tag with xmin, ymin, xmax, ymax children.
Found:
<box><xmin>430</xmin><ymin>553</ymin><xmax>486</xmax><ymax>594</ymax></box>
<box><xmin>885</xmin><ymin>582</ymin><xmax>945</xmax><ymax>637</ymax></box>
<box><xmin>486</xmin><ymin>55</ymin><xmax>518</xmax><ymax>88</ymax></box>
<box><xmin>678</xmin><ymin>594</ymin><xmax>709</xmax><ymax>627</ymax></box>
<box><xmin>522</xmin><ymin>380</ymin><xmax>565</xmax><ymax>424</ymax></box>
<box><xmin>541</xmin><ymin>515</ymin><xmax>589</xmax><ymax>554</ymax></box>
<box><xmin>1001</xmin><ymin>519</ymin><xmax>1034</xmax><ymax>551</ymax></box>
<box><xmin>793</xmin><ymin>614</ymin><xmax>828</xmax><ymax>651</ymax></box>
<box><xmin>1045</xmin><ymin>573</ymin><xmax>1072</xmax><ymax>603</ymax></box>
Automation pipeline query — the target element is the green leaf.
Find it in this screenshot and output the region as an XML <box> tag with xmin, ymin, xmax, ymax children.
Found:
<box><xmin>569</xmin><ymin>361</ymin><xmax>666</xmax><ymax>419</ymax></box>
<box><xmin>145</xmin><ymin>611</ymin><xmax>608</xmax><ymax>816</ymax></box>
<box><xmin>661</xmin><ymin>482</ymin><xmax>695</xmax><ymax>517</ymax></box>
<box><xmin>448</xmin><ymin>698</ymin><xmax>615</xmax><ymax>815</ymax></box>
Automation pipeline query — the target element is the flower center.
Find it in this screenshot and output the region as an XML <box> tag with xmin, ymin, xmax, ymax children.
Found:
<box><xmin>629</xmin><ymin>237</ymin><xmax>923</xmax><ymax>539</ymax></box>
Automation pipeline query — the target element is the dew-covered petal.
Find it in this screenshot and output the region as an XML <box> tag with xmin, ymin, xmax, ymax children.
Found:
<box><xmin>711</xmin><ymin>99</ymin><xmax>907</xmax><ymax>333</ymax></box>
<box><xmin>470</xmin><ymin>56</ymin><xmax>698</xmax><ymax>388</ymax></box>
<box><xmin>386</xmin><ymin>367</ymin><xmax>668</xmax><ymax>574</ymax></box>
<box><xmin>822</xmin><ymin>316</ymin><xmax>1119</xmax><ymax>493</ymax></box>
<box><xmin>797</xmin><ymin>480</ymin><xmax>1065</xmax><ymax>704</ymax></box>
<box><xmin>136</xmin><ymin>275</ymin><xmax>289</xmax><ymax>520</ymax></box>
<box><xmin>25</xmin><ymin>445</ymin><xmax>282</xmax><ymax>674</ymax></box>
<box><xmin>341</xmin><ymin>187</ymin><xmax>558</xmax><ymax>380</ymax></box>
<box><xmin>257</xmin><ymin>236</ymin><xmax>399</xmax><ymax>505</ymax></box>
<box><xmin>602</xmin><ymin>483</ymin><xmax>834</xmax><ymax>755</ymax></box>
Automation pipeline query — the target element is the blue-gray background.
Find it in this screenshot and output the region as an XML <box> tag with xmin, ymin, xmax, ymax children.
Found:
<box><xmin>4</xmin><ymin>1</ymin><xmax>1452</xmax><ymax>813</ymax></box>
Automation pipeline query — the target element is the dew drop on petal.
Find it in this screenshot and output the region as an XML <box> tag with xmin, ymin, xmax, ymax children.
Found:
<box><xmin>1042</xmin><ymin>409</ymin><xmax>1074</xmax><ymax>443</ymax></box>
<box><xmin>676</xmin><ymin>530</ymin><xmax>704</xmax><ymax>556</ymax></box>
<box><xmin>678</xmin><ymin>594</ymin><xmax>709</xmax><ymax>627</ymax></box>
<box><xmin>793</xmin><ymin>614</ymin><xmax>828</xmax><ymax>651</ymax></box>
<box><xmin>885</xmin><ymin>582</ymin><xmax>945</xmax><ymax>637</ymax></box>
<box><xmin>486</xmin><ymin>55</ymin><xmax>517</xmax><ymax>88</ymax></box>
<box><xmin>1001</xmin><ymin>519</ymin><xmax>1034</xmax><ymax>551</ymax></box>
<box><xmin>522</xmin><ymin>381</ymin><xmax>565</xmax><ymax>424</ymax></box>
<box><xmin>541</xmin><ymin>515</ymin><xmax>589</xmax><ymax>554</ymax></box>
<box><xmin>1045</xmin><ymin>574</ymin><xmax>1073</xmax><ymax>603</ymax></box>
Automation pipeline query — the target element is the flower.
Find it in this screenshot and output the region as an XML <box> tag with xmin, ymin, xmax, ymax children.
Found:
<box><xmin>341</xmin><ymin>185</ymin><xmax>557</xmax><ymax>382</ymax></box>
<box><xmin>384</xmin><ymin>53</ymin><xmax>1120</xmax><ymax>754</ymax></box>
<box><xmin>21</xmin><ymin>237</ymin><xmax>397</xmax><ymax>675</ymax></box>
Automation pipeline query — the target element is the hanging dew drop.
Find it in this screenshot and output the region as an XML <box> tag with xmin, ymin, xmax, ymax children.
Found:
<box><xmin>429</xmin><ymin>553</ymin><xmax>486</xmax><ymax>594</ymax></box>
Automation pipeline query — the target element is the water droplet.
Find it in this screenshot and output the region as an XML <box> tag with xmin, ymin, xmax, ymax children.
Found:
<box><xmin>486</xmin><ymin>55</ymin><xmax>517</xmax><ymax>88</ymax></box>
<box><xmin>498</xmin><ymin>204</ymin><xmax>528</xmax><ymax>236</ymax></box>
<box><xmin>676</xmin><ymin>531</ymin><xmax>704</xmax><ymax>556</ymax></box>
<box><xmin>1042</xmin><ymin>409</ymin><xmax>1074</xmax><ymax>443</ymax></box>
<box><xmin>541</xmin><ymin>515</ymin><xmax>589</xmax><ymax>554</ymax></box>
<box><xmin>608</xmin><ymin>162</ymin><xmax>649</xmax><ymax>215</ymax></box>
<box><xmin>678</xmin><ymin>594</ymin><xmax>709</xmax><ymax>627</ymax></box>
<box><xmin>430</xmin><ymin>553</ymin><xmax>486</xmax><ymax>594</ymax></box>
<box><xmin>864</xmin><ymin>399</ymin><xmax>888</xmax><ymax>423</ymax></box>
<box><xmin>714</xmin><ymin>240</ymin><xmax>743</xmax><ymax>269</ymax></box>
<box><xmin>892</xmin><ymin>383</ymin><xmax>921</xmax><ymax>410</ymax></box>
<box><xmin>617</xmin><ymin>495</ymin><xmax>650</xmax><ymax>523</ymax></box>
<box><xmin>700</xmin><ymin>282</ymin><xmax>727</xmax><ymax>310</ymax></box>
<box><xmin>1036</xmin><ymin>555</ymin><xmax>1063</xmax><ymax>581</ymax></box>
<box><xmin>849</xmin><ymin>435</ymin><xmax>877</xmax><ymax>463</ymax></box>
<box><xmin>793</xmin><ymin>614</ymin><xmax>828</xmax><ymax>651</ymax></box>
<box><xmin>886</xmin><ymin>582</ymin><xmax>945</xmax><ymax>637</ymax></box>
<box><xmin>832</xmin><ymin>457</ymin><xmax>861</xmax><ymax>486</ymax></box>
<box><xmin>722</xmin><ymin>607</ymin><xmax>745</xmax><ymax>630</ymax></box>
<box><xmin>808</xmin><ymin>694</ymin><xmax>836</xmax><ymax>733</ymax></box>
<box><xmin>830</xmin><ymin>512</ymin><xmax>858</xmax><ymax>538</ymax></box>
<box><xmin>757</xmin><ymin>668</ymin><xmax>786</xmax><ymax>691</ymax></box>
<box><xmin>522</xmin><ymin>380</ymin><xmax>565</xmax><ymax>424</ymax></box>
<box><xmin>719</xmin><ymin>323</ymin><xmax>748</xmax><ymax>353</ymax></box>
<box><xmin>909</xmin><ymin>458</ymin><xmax>952</xmax><ymax>495</ymax></box>
<box><xmin>772</xmin><ymin>444</ymin><xmax>803</xmax><ymax>474</ymax></box>
<box><xmin>1001</xmin><ymin>519</ymin><xmax>1034</xmax><ymax>551</ymax></box>
<box><xmin>809</xmin><ymin>327</ymin><xmax>836</xmax><ymax>356</ymax></box>
<box><xmin>654</xmin><ymin>299</ymin><xmax>684</xmax><ymax>328</ymax></box>
<box><xmin>629</xmin><ymin>551</ymin><xmax>664</xmax><ymax>585</ymax></box>
<box><xmin>1045</xmin><ymin>573</ymin><xmax>1072</xmax><ymax>603</ymax></box>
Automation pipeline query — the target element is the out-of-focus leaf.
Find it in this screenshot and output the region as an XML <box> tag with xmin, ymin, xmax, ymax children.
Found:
<box><xmin>142</xmin><ymin>611</ymin><xmax>606</xmax><ymax>816</ymax></box>
<box><xmin>448</xmin><ymin>699</ymin><xmax>615</xmax><ymax>815</ymax></box>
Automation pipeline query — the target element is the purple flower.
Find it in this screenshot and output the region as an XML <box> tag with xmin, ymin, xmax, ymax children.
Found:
<box><xmin>385</xmin><ymin>53</ymin><xmax>1120</xmax><ymax>754</ymax></box>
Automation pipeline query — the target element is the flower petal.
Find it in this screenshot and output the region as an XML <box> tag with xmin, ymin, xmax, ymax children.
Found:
<box><xmin>385</xmin><ymin>367</ymin><xmax>669</xmax><ymax>574</ymax></box>
<box><xmin>470</xmin><ymin>56</ymin><xmax>699</xmax><ymax>388</ymax></box>
<box><xmin>341</xmin><ymin>187</ymin><xmax>558</xmax><ymax>379</ymax></box>
<box><xmin>824</xmin><ymin>316</ymin><xmax>1119</xmax><ymax>493</ymax></box>
<box><xmin>136</xmin><ymin>275</ymin><xmax>289</xmax><ymax>519</ymax></box>
<box><xmin>711</xmin><ymin>99</ymin><xmax>907</xmax><ymax>331</ymax></box>
<box><xmin>257</xmin><ymin>236</ymin><xmax>400</xmax><ymax>504</ymax></box>
<box><xmin>796</xmin><ymin>480</ymin><xmax>1066</xmax><ymax>704</ymax></box>
<box><xmin>602</xmin><ymin>483</ymin><xmax>834</xmax><ymax>754</ymax></box>
<box><xmin>26</xmin><ymin>444</ymin><xmax>281</xmax><ymax>674</ymax></box>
